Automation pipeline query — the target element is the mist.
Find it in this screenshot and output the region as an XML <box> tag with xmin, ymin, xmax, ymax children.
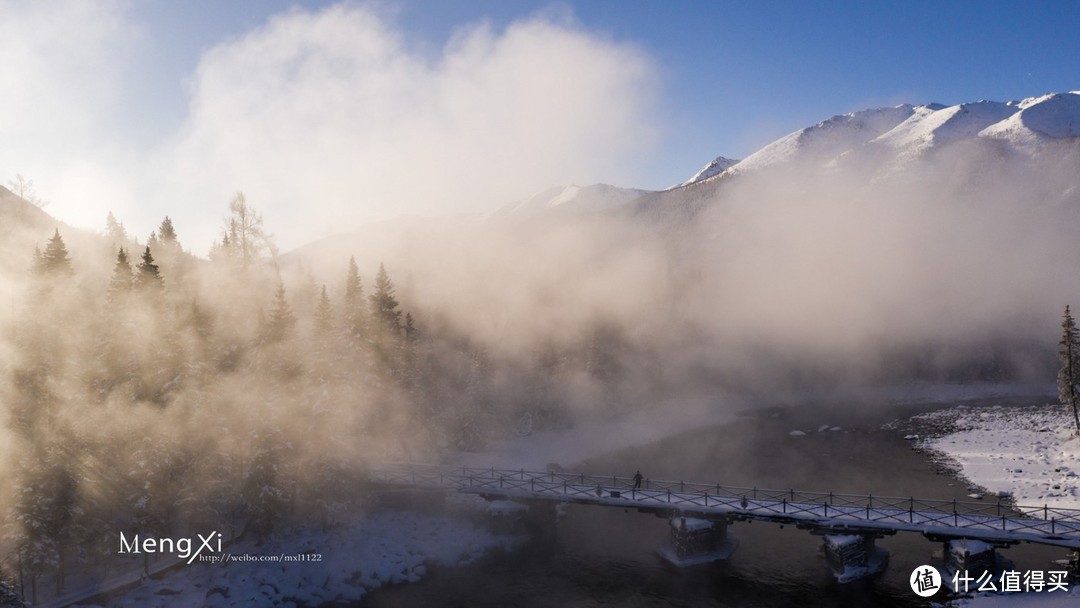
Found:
<box><xmin>280</xmin><ymin>136</ymin><xmax>1080</xmax><ymax>406</ymax></box>
<box><xmin>2</xmin><ymin>120</ymin><xmax>1078</xmax><ymax>604</ymax></box>
<box><xmin>2</xmin><ymin>5</ymin><xmax>1079</xmax><ymax>600</ymax></box>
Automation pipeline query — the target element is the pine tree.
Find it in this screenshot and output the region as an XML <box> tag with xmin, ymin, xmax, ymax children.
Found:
<box><xmin>265</xmin><ymin>284</ymin><xmax>296</xmax><ymax>343</ymax></box>
<box><xmin>158</xmin><ymin>216</ymin><xmax>178</xmax><ymax>245</ymax></box>
<box><xmin>311</xmin><ymin>285</ymin><xmax>335</xmax><ymax>376</ymax></box>
<box><xmin>108</xmin><ymin>247</ymin><xmax>133</xmax><ymax>296</ymax></box>
<box><xmin>314</xmin><ymin>285</ymin><xmax>333</xmax><ymax>338</ymax></box>
<box><xmin>343</xmin><ymin>257</ymin><xmax>367</xmax><ymax>339</ymax></box>
<box><xmin>134</xmin><ymin>246</ymin><xmax>163</xmax><ymax>291</ymax></box>
<box><xmin>209</xmin><ymin>231</ymin><xmax>237</xmax><ymax>265</ymax></box>
<box><xmin>40</xmin><ymin>229</ymin><xmax>73</xmax><ymax>276</ymax></box>
<box><xmin>31</xmin><ymin>245</ymin><xmax>44</xmax><ymax>274</ymax></box>
<box><xmin>369</xmin><ymin>263</ymin><xmax>401</xmax><ymax>334</ymax></box>
<box><xmin>1058</xmin><ymin>305</ymin><xmax>1080</xmax><ymax>434</ymax></box>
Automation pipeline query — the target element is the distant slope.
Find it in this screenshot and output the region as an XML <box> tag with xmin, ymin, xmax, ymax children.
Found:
<box><xmin>487</xmin><ymin>183</ymin><xmax>650</xmax><ymax>220</ymax></box>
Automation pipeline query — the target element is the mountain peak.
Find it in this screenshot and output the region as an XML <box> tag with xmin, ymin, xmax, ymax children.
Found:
<box><xmin>679</xmin><ymin>155</ymin><xmax>740</xmax><ymax>187</ymax></box>
<box><xmin>690</xmin><ymin>91</ymin><xmax>1080</xmax><ymax>178</ymax></box>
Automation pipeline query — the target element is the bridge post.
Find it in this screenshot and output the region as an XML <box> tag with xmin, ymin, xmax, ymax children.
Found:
<box><xmin>943</xmin><ymin>538</ymin><xmax>998</xmax><ymax>588</ymax></box>
<box><xmin>658</xmin><ymin>515</ymin><xmax>738</xmax><ymax>566</ymax></box>
<box><xmin>821</xmin><ymin>534</ymin><xmax>889</xmax><ymax>583</ymax></box>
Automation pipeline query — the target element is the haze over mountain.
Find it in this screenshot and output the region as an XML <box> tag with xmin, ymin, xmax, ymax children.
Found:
<box><xmin>7</xmin><ymin>90</ymin><xmax>1080</xmax><ymax>392</ymax></box>
<box><xmin>284</xmin><ymin>90</ymin><xmax>1080</xmax><ymax>390</ymax></box>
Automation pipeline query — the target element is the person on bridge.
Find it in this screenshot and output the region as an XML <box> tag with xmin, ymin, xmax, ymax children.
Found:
<box><xmin>633</xmin><ymin>470</ymin><xmax>644</xmax><ymax>489</ymax></box>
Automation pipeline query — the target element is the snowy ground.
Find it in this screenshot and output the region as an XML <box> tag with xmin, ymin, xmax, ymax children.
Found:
<box><xmin>903</xmin><ymin>401</ymin><xmax>1080</xmax><ymax>607</ymax></box>
<box><xmin>917</xmin><ymin>404</ymin><xmax>1080</xmax><ymax>510</ymax></box>
<box><xmin>72</xmin><ymin>503</ymin><xmax>519</xmax><ymax>608</ymax></box>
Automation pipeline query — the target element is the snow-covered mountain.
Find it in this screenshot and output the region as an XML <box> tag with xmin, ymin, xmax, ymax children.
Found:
<box><xmin>679</xmin><ymin>155</ymin><xmax>740</xmax><ymax>187</ymax></box>
<box><xmin>683</xmin><ymin>91</ymin><xmax>1080</xmax><ymax>183</ymax></box>
<box><xmin>737</xmin><ymin>104</ymin><xmax>920</xmax><ymax>175</ymax></box>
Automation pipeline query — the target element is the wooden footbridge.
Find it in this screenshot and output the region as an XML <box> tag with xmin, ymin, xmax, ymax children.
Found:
<box><xmin>370</xmin><ymin>463</ymin><xmax>1080</xmax><ymax>581</ymax></box>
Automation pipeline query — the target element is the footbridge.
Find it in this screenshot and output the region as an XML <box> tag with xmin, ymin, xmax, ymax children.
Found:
<box><xmin>370</xmin><ymin>463</ymin><xmax>1080</xmax><ymax>581</ymax></box>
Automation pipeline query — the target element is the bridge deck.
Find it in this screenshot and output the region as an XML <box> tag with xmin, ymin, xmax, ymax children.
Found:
<box><xmin>370</xmin><ymin>464</ymin><xmax>1080</xmax><ymax>550</ymax></box>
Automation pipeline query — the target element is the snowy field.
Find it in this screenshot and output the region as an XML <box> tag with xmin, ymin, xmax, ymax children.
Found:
<box><xmin>72</xmin><ymin>506</ymin><xmax>518</xmax><ymax>608</ymax></box>
<box><xmin>908</xmin><ymin>401</ymin><xmax>1080</xmax><ymax>607</ymax></box>
<box><xmin>918</xmin><ymin>404</ymin><xmax>1080</xmax><ymax>511</ymax></box>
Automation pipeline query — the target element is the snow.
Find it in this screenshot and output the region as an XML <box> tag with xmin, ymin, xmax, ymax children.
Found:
<box><xmin>729</xmin><ymin>104</ymin><xmax>917</xmax><ymax>174</ymax></box>
<box><xmin>980</xmin><ymin>92</ymin><xmax>1080</xmax><ymax>147</ymax></box>
<box><xmin>916</xmin><ymin>404</ymin><xmax>1080</xmax><ymax>510</ymax></box>
<box><xmin>873</xmin><ymin>101</ymin><xmax>1017</xmax><ymax>154</ymax></box>
<box><xmin>675</xmin><ymin>517</ymin><xmax>715</xmax><ymax>532</ymax></box>
<box><xmin>72</xmin><ymin>507</ymin><xmax>519</xmax><ymax>608</ymax></box>
<box><xmin>678</xmin><ymin>155</ymin><xmax>739</xmax><ymax>186</ymax></box>
<box><xmin>911</xmin><ymin>403</ymin><xmax>1080</xmax><ymax>607</ymax></box>
<box><xmin>823</xmin><ymin>534</ymin><xmax>864</xmax><ymax>548</ymax></box>
<box><xmin>948</xmin><ymin>538</ymin><xmax>994</xmax><ymax>557</ymax></box>
<box><xmin>700</xmin><ymin>91</ymin><xmax>1080</xmax><ymax>179</ymax></box>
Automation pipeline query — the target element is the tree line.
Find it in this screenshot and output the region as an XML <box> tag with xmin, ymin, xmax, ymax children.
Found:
<box><xmin>1</xmin><ymin>192</ymin><xmax>637</xmax><ymax>601</ymax></box>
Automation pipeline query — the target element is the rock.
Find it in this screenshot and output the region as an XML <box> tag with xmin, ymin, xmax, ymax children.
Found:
<box><xmin>789</xmin><ymin>430</ymin><xmax>806</xmax><ymax>437</ymax></box>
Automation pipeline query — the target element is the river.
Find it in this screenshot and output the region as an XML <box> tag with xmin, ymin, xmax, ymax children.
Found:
<box><xmin>361</xmin><ymin>397</ymin><xmax>1066</xmax><ymax>607</ymax></box>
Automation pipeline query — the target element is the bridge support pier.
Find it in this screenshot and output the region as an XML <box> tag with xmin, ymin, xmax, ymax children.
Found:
<box><xmin>820</xmin><ymin>534</ymin><xmax>889</xmax><ymax>583</ymax></box>
<box><xmin>657</xmin><ymin>515</ymin><xmax>738</xmax><ymax>566</ymax></box>
<box><xmin>1064</xmin><ymin>551</ymin><xmax>1080</xmax><ymax>583</ymax></box>
<box><xmin>944</xmin><ymin>538</ymin><xmax>997</xmax><ymax>582</ymax></box>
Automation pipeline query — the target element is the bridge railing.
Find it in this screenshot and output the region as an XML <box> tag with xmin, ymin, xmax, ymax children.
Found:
<box><xmin>367</xmin><ymin>463</ymin><xmax>1080</xmax><ymax>532</ymax></box>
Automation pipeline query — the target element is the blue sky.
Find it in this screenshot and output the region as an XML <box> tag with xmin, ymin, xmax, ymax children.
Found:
<box><xmin>3</xmin><ymin>1</ymin><xmax>1078</xmax><ymax>252</ymax></box>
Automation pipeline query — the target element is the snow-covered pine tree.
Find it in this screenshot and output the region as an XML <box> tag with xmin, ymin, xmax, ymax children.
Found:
<box><xmin>1058</xmin><ymin>305</ymin><xmax>1080</xmax><ymax>434</ymax></box>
